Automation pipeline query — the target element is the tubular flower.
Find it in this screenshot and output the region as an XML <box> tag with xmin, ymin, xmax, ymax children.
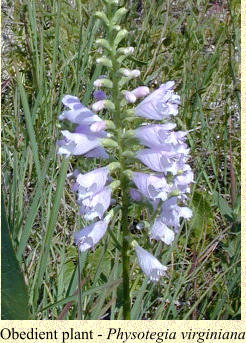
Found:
<box><xmin>149</xmin><ymin>217</ymin><xmax>174</xmax><ymax>245</ymax></box>
<box><xmin>132</xmin><ymin>172</ymin><xmax>170</xmax><ymax>201</ymax></box>
<box><xmin>135</xmin><ymin>81</ymin><xmax>180</xmax><ymax>120</ymax></box>
<box><xmin>136</xmin><ymin>149</ymin><xmax>189</xmax><ymax>174</ymax></box>
<box><xmin>57</xmin><ymin>130</ymin><xmax>101</xmax><ymax>157</ymax></box>
<box><xmin>160</xmin><ymin>197</ymin><xmax>192</xmax><ymax>232</ymax></box>
<box><xmin>133</xmin><ymin>81</ymin><xmax>193</xmax><ymax>249</ymax></box>
<box><xmin>79</xmin><ymin>186</ymin><xmax>111</xmax><ymax>221</ymax></box>
<box><xmin>74</xmin><ymin>219</ymin><xmax>109</xmax><ymax>252</ymax></box>
<box><xmin>134</xmin><ymin>243</ymin><xmax>168</xmax><ymax>282</ymax></box>
<box><xmin>58</xmin><ymin>95</ymin><xmax>109</xmax><ymax>157</ymax></box>
<box><xmin>59</xmin><ymin>95</ymin><xmax>101</xmax><ymax>125</ymax></box>
<box><xmin>72</xmin><ymin>167</ymin><xmax>109</xmax><ymax>200</ymax></box>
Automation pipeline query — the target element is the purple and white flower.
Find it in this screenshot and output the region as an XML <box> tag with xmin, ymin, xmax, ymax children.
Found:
<box><xmin>59</xmin><ymin>95</ymin><xmax>101</xmax><ymax>125</ymax></box>
<box><xmin>124</xmin><ymin>87</ymin><xmax>150</xmax><ymax>103</ymax></box>
<box><xmin>79</xmin><ymin>186</ymin><xmax>111</xmax><ymax>220</ymax></box>
<box><xmin>57</xmin><ymin>130</ymin><xmax>101</xmax><ymax>157</ymax></box>
<box><xmin>135</xmin><ymin>124</ymin><xmax>188</xmax><ymax>149</ymax></box>
<box><xmin>160</xmin><ymin>197</ymin><xmax>192</xmax><ymax>231</ymax></box>
<box><xmin>135</xmin><ymin>243</ymin><xmax>168</xmax><ymax>282</ymax></box>
<box><xmin>149</xmin><ymin>217</ymin><xmax>174</xmax><ymax>245</ymax></box>
<box><xmin>74</xmin><ymin>219</ymin><xmax>109</xmax><ymax>252</ymax></box>
<box><xmin>136</xmin><ymin>149</ymin><xmax>189</xmax><ymax>174</ymax></box>
<box><xmin>72</xmin><ymin>167</ymin><xmax>109</xmax><ymax>200</ymax></box>
<box><xmin>132</xmin><ymin>172</ymin><xmax>170</xmax><ymax>201</ymax></box>
<box><xmin>135</xmin><ymin>81</ymin><xmax>180</xmax><ymax>120</ymax></box>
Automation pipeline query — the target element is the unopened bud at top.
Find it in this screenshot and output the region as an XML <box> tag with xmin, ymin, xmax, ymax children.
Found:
<box><xmin>95</xmin><ymin>11</ymin><xmax>110</xmax><ymax>27</ymax></box>
<box><xmin>112</xmin><ymin>7</ymin><xmax>128</xmax><ymax>24</ymax></box>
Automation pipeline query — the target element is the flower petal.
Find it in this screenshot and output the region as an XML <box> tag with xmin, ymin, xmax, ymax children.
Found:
<box><xmin>135</xmin><ymin>244</ymin><xmax>168</xmax><ymax>282</ymax></box>
<box><xmin>60</xmin><ymin>95</ymin><xmax>101</xmax><ymax>125</ymax></box>
<box><xmin>150</xmin><ymin>217</ymin><xmax>174</xmax><ymax>245</ymax></box>
<box><xmin>57</xmin><ymin>130</ymin><xmax>100</xmax><ymax>156</ymax></box>
<box><xmin>74</xmin><ymin>220</ymin><xmax>108</xmax><ymax>252</ymax></box>
<box><xmin>79</xmin><ymin>186</ymin><xmax>111</xmax><ymax>220</ymax></box>
<box><xmin>132</xmin><ymin>172</ymin><xmax>170</xmax><ymax>201</ymax></box>
<box><xmin>135</xmin><ymin>81</ymin><xmax>180</xmax><ymax>120</ymax></box>
<box><xmin>74</xmin><ymin>167</ymin><xmax>109</xmax><ymax>200</ymax></box>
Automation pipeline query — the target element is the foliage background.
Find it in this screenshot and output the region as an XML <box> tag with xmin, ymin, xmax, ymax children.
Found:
<box><xmin>1</xmin><ymin>0</ymin><xmax>241</xmax><ymax>319</ymax></box>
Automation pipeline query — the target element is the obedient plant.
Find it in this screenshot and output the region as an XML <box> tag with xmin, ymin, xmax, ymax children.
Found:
<box><xmin>57</xmin><ymin>0</ymin><xmax>193</xmax><ymax>320</ymax></box>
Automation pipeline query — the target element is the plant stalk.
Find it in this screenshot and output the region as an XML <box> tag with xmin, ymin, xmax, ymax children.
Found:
<box><xmin>108</xmin><ymin>16</ymin><xmax>131</xmax><ymax>319</ymax></box>
<box><xmin>77</xmin><ymin>249</ymin><xmax>83</xmax><ymax>320</ymax></box>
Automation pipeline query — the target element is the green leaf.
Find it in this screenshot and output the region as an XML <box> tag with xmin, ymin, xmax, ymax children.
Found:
<box><xmin>213</xmin><ymin>191</ymin><xmax>234</xmax><ymax>221</ymax></box>
<box><xmin>1</xmin><ymin>194</ymin><xmax>30</xmax><ymax>319</ymax></box>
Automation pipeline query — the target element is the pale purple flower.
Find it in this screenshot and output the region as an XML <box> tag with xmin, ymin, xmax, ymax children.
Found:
<box><xmin>136</xmin><ymin>149</ymin><xmax>189</xmax><ymax>174</ymax></box>
<box><xmin>130</xmin><ymin>188</ymin><xmax>143</xmax><ymax>202</ymax></box>
<box><xmin>90</xmin><ymin>121</ymin><xmax>107</xmax><ymax>133</ymax></box>
<box><xmin>124</xmin><ymin>87</ymin><xmax>150</xmax><ymax>104</ymax></box>
<box><xmin>92</xmin><ymin>100</ymin><xmax>107</xmax><ymax>112</ymax></box>
<box><xmin>135</xmin><ymin>124</ymin><xmax>187</xmax><ymax>149</ymax></box>
<box><xmin>150</xmin><ymin>217</ymin><xmax>174</xmax><ymax>245</ymax></box>
<box><xmin>124</xmin><ymin>91</ymin><xmax>137</xmax><ymax>103</ymax></box>
<box><xmin>160</xmin><ymin>197</ymin><xmax>192</xmax><ymax>231</ymax></box>
<box><xmin>74</xmin><ymin>219</ymin><xmax>109</xmax><ymax>252</ymax></box>
<box><xmin>120</xmin><ymin>68</ymin><xmax>140</xmax><ymax>78</ymax></box>
<box><xmin>135</xmin><ymin>244</ymin><xmax>168</xmax><ymax>282</ymax></box>
<box><xmin>60</xmin><ymin>95</ymin><xmax>101</xmax><ymax>125</ymax></box>
<box><xmin>132</xmin><ymin>86</ymin><xmax>150</xmax><ymax>98</ymax></box>
<box><xmin>93</xmin><ymin>90</ymin><xmax>107</xmax><ymax>101</ymax></box>
<box><xmin>57</xmin><ymin>130</ymin><xmax>101</xmax><ymax>157</ymax></box>
<box><xmin>173</xmin><ymin>167</ymin><xmax>194</xmax><ymax>194</ymax></box>
<box><xmin>79</xmin><ymin>186</ymin><xmax>111</xmax><ymax>220</ymax></box>
<box><xmin>73</xmin><ymin>167</ymin><xmax>109</xmax><ymax>200</ymax></box>
<box><xmin>135</xmin><ymin>81</ymin><xmax>180</xmax><ymax>120</ymax></box>
<box><xmin>75</xmin><ymin>124</ymin><xmax>107</xmax><ymax>137</ymax></box>
<box><xmin>85</xmin><ymin>146</ymin><xmax>109</xmax><ymax>159</ymax></box>
<box><xmin>132</xmin><ymin>172</ymin><xmax>170</xmax><ymax>201</ymax></box>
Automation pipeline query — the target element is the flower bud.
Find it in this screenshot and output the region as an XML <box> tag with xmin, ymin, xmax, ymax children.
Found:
<box><xmin>108</xmin><ymin>161</ymin><xmax>121</xmax><ymax>172</ymax></box>
<box><xmin>114</xmin><ymin>29</ymin><xmax>128</xmax><ymax>47</ymax></box>
<box><xmin>117</xmin><ymin>47</ymin><xmax>134</xmax><ymax>55</ymax></box>
<box><xmin>132</xmin><ymin>86</ymin><xmax>150</xmax><ymax>98</ymax></box>
<box><xmin>121</xmin><ymin>129</ymin><xmax>135</xmax><ymax>139</ymax></box>
<box><xmin>90</xmin><ymin>121</ymin><xmax>107</xmax><ymax>133</ymax></box>
<box><xmin>122</xmin><ymin>151</ymin><xmax>135</xmax><ymax>158</ymax></box>
<box><xmin>95</xmin><ymin>38</ymin><xmax>112</xmax><ymax>52</ymax></box>
<box><xmin>93</xmin><ymin>90</ymin><xmax>107</xmax><ymax>101</ymax></box>
<box><xmin>105</xmin><ymin>120</ymin><xmax>116</xmax><ymax>130</ymax></box>
<box><xmin>124</xmin><ymin>91</ymin><xmax>137</xmax><ymax>103</ymax></box>
<box><xmin>101</xmin><ymin>138</ymin><xmax>119</xmax><ymax>149</ymax></box>
<box><xmin>92</xmin><ymin>100</ymin><xmax>115</xmax><ymax>112</ymax></box>
<box><xmin>112</xmin><ymin>7</ymin><xmax>128</xmax><ymax>24</ymax></box>
<box><xmin>94</xmin><ymin>11</ymin><xmax>110</xmax><ymax>27</ymax></box>
<box><xmin>96</xmin><ymin>57</ymin><xmax>113</xmax><ymax>68</ymax></box>
<box><xmin>110</xmin><ymin>180</ymin><xmax>121</xmax><ymax>191</ymax></box>
<box><xmin>119</xmin><ymin>68</ymin><xmax>140</xmax><ymax>79</ymax></box>
<box><xmin>94</xmin><ymin>78</ymin><xmax>113</xmax><ymax>88</ymax></box>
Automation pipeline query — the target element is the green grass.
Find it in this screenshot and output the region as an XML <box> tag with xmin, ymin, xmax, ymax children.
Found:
<box><xmin>2</xmin><ymin>0</ymin><xmax>240</xmax><ymax>319</ymax></box>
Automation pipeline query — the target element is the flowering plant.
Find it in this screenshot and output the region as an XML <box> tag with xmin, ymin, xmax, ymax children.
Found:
<box><xmin>58</xmin><ymin>0</ymin><xmax>193</xmax><ymax>320</ymax></box>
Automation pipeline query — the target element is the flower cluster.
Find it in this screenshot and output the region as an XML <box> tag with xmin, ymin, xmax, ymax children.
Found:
<box><xmin>131</xmin><ymin>81</ymin><xmax>194</xmax><ymax>249</ymax></box>
<box><xmin>57</xmin><ymin>0</ymin><xmax>193</xmax><ymax>287</ymax></box>
<box><xmin>58</xmin><ymin>96</ymin><xmax>113</xmax><ymax>250</ymax></box>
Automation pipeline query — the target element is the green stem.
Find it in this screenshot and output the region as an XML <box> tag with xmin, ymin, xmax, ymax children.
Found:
<box><xmin>108</xmin><ymin>18</ymin><xmax>131</xmax><ymax>319</ymax></box>
<box><xmin>121</xmin><ymin>176</ymin><xmax>131</xmax><ymax>319</ymax></box>
<box><xmin>77</xmin><ymin>249</ymin><xmax>83</xmax><ymax>320</ymax></box>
